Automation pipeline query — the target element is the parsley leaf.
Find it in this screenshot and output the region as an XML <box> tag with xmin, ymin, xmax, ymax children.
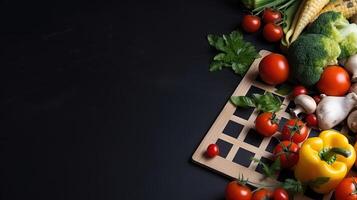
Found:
<box><xmin>207</xmin><ymin>31</ymin><xmax>260</xmax><ymax>76</ymax></box>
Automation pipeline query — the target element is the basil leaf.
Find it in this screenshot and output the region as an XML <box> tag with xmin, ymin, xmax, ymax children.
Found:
<box><xmin>230</xmin><ymin>96</ymin><xmax>256</xmax><ymax>108</ymax></box>
<box><xmin>231</xmin><ymin>93</ymin><xmax>282</xmax><ymax>113</ymax></box>
<box><xmin>253</xmin><ymin>92</ymin><xmax>282</xmax><ymax>113</ymax></box>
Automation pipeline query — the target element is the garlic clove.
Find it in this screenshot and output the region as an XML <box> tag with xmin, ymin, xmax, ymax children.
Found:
<box><xmin>317</xmin><ymin>93</ymin><xmax>357</xmax><ymax>130</ymax></box>
<box><xmin>344</xmin><ymin>54</ymin><xmax>357</xmax><ymax>83</ymax></box>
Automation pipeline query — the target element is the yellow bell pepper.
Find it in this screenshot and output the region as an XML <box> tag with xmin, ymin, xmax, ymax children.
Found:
<box><xmin>354</xmin><ymin>142</ymin><xmax>357</xmax><ymax>167</ymax></box>
<box><xmin>294</xmin><ymin>130</ymin><xmax>356</xmax><ymax>194</ymax></box>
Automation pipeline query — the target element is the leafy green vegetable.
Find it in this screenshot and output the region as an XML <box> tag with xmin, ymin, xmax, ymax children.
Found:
<box><xmin>251</xmin><ymin>157</ymin><xmax>280</xmax><ymax>178</ymax></box>
<box><xmin>207</xmin><ymin>31</ymin><xmax>260</xmax><ymax>76</ymax></box>
<box><xmin>230</xmin><ymin>92</ymin><xmax>282</xmax><ymax>113</ymax></box>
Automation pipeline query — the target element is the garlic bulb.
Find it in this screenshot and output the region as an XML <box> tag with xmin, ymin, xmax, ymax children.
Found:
<box><xmin>316</xmin><ymin>93</ymin><xmax>357</xmax><ymax>130</ymax></box>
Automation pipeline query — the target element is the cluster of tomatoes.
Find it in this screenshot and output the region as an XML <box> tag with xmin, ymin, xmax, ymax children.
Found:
<box><xmin>224</xmin><ymin>177</ymin><xmax>357</xmax><ymax>200</ymax></box>
<box><xmin>226</xmin><ymin>181</ymin><xmax>289</xmax><ymax>200</ymax></box>
<box><xmin>241</xmin><ymin>9</ymin><xmax>283</xmax><ymax>42</ymax></box>
<box><xmin>256</xmin><ymin>99</ymin><xmax>310</xmax><ymax>170</ymax></box>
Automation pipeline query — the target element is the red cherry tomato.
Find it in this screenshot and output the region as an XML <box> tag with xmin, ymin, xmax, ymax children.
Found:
<box><xmin>263</xmin><ymin>23</ymin><xmax>283</xmax><ymax>42</ymax></box>
<box><xmin>262</xmin><ymin>8</ymin><xmax>282</xmax><ymax>24</ymax></box>
<box><xmin>312</xmin><ymin>95</ymin><xmax>321</xmax><ymax>104</ymax></box>
<box><xmin>305</xmin><ymin>114</ymin><xmax>318</xmax><ymax>127</ymax></box>
<box><xmin>334</xmin><ymin>177</ymin><xmax>357</xmax><ymax>200</ymax></box>
<box><xmin>259</xmin><ymin>53</ymin><xmax>289</xmax><ymax>85</ymax></box>
<box><xmin>317</xmin><ymin>66</ymin><xmax>351</xmax><ymax>96</ymax></box>
<box><xmin>273</xmin><ymin>141</ymin><xmax>299</xmax><ymax>169</ymax></box>
<box><xmin>273</xmin><ymin>188</ymin><xmax>289</xmax><ymax>200</ymax></box>
<box><xmin>206</xmin><ymin>144</ymin><xmax>219</xmax><ymax>158</ymax></box>
<box><xmin>252</xmin><ymin>188</ymin><xmax>273</xmax><ymax>200</ymax></box>
<box><xmin>255</xmin><ymin>112</ymin><xmax>279</xmax><ymax>137</ymax></box>
<box><xmin>242</xmin><ymin>15</ymin><xmax>261</xmax><ymax>33</ymax></box>
<box><xmin>292</xmin><ymin>86</ymin><xmax>308</xmax><ymax>97</ymax></box>
<box><xmin>281</xmin><ymin>119</ymin><xmax>308</xmax><ymax>143</ymax></box>
<box><xmin>225</xmin><ymin>181</ymin><xmax>252</xmax><ymax>200</ymax></box>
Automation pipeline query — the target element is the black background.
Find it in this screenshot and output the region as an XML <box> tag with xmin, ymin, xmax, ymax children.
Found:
<box><xmin>1</xmin><ymin>0</ymin><xmax>278</xmax><ymax>199</ymax></box>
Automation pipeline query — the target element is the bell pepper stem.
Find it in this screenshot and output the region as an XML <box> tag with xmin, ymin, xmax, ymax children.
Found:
<box><xmin>319</xmin><ymin>147</ymin><xmax>351</xmax><ymax>164</ymax></box>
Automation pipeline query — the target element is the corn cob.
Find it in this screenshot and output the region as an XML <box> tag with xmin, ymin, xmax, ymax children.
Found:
<box><xmin>290</xmin><ymin>0</ymin><xmax>330</xmax><ymax>43</ymax></box>
<box><xmin>318</xmin><ymin>0</ymin><xmax>357</xmax><ymax>19</ymax></box>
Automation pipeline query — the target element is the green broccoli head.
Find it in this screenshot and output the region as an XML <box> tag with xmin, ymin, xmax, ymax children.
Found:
<box><xmin>307</xmin><ymin>11</ymin><xmax>357</xmax><ymax>58</ymax></box>
<box><xmin>306</xmin><ymin>11</ymin><xmax>348</xmax><ymax>41</ymax></box>
<box><xmin>288</xmin><ymin>34</ymin><xmax>341</xmax><ymax>86</ymax></box>
<box><xmin>339</xmin><ymin>25</ymin><xmax>357</xmax><ymax>58</ymax></box>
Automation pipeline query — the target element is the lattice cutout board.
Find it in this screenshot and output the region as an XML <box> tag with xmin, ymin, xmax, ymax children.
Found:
<box><xmin>192</xmin><ymin>50</ymin><xmax>357</xmax><ymax>200</ymax></box>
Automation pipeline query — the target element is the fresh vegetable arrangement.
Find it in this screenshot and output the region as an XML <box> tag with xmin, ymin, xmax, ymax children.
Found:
<box><xmin>205</xmin><ymin>0</ymin><xmax>357</xmax><ymax>199</ymax></box>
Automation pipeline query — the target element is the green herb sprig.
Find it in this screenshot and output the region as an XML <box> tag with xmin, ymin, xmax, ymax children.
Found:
<box><xmin>207</xmin><ymin>31</ymin><xmax>259</xmax><ymax>76</ymax></box>
<box><xmin>230</xmin><ymin>92</ymin><xmax>282</xmax><ymax>113</ymax></box>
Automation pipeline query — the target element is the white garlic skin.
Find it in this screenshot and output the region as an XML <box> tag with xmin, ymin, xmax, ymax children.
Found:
<box><xmin>316</xmin><ymin>93</ymin><xmax>357</xmax><ymax>130</ymax></box>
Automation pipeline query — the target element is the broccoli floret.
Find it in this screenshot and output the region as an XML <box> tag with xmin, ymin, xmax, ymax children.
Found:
<box><xmin>307</xmin><ymin>11</ymin><xmax>357</xmax><ymax>59</ymax></box>
<box><xmin>339</xmin><ymin>26</ymin><xmax>357</xmax><ymax>58</ymax></box>
<box><xmin>288</xmin><ymin>34</ymin><xmax>341</xmax><ymax>86</ymax></box>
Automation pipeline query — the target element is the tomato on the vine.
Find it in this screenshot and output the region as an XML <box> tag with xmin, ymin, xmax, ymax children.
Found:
<box><xmin>305</xmin><ymin>114</ymin><xmax>318</xmax><ymax>127</ymax></box>
<box><xmin>252</xmin><ymin>188</ymin><xmax>272</xmax><ymax>200</ymax></box>
<box><xmin>242</xmin><ymin>15</ymin><xmax>261</xmax><ymax>33</ymax></box>
<box><xmin>206</xmin><ymin>144</ymin><xmax>219</xmax><ymax>158</ymax></box>
<box><xmin>259</xmin><ymin>53</ymin><xmax>289</xmax><ymax>85</ymax></box>
<box><xmin>334</xmin><ymin>177</ymin><xmax>357</xmax><ymax>200</ymax></box>
<box><xmin>255</xmin><ymin>112</ymin><xmax>279</xmax><ymax>137</ymax></box>
<box><xmin>292</xmin><ymin>86</ymin><xmax>307</xmax><ymax>97</ymax></box>
<box><xmin>273</xmin><ymin>141</ymin><xmax>299</xmax><ymax>169</ymax></box>
<box><xmin>225</xmin><ymin>181</ymin><xmax>252</xmax><ymax>200</ymax></box>
<box><xmin>317</xmin><ymin>66</ymin><xmax>351</xmax><ymax>96</ymax></box>
<box><xmin>273</xmin><ymin>188</ymin><xmax>289</xmax><ymax>200</ymax></box>
<box><xmin>263</xmin><ymin>23</ymin><xmax>283</xmax><ymax>42</ymax></box>
<box><xmin>281</xmin><ymin>119</ymin><xmax>308</xmax><ymax>143</ymax></box>
<box><xmin>262</xmin><ymin>8</ymin><xmax>281</xmax><ymax>24</ymax></box>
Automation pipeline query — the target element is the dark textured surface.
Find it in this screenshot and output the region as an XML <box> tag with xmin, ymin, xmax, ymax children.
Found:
<box><xmin>1</xmin><ymin>0</ymin><xmax>277</xmax><ymax>199</ymax></box>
